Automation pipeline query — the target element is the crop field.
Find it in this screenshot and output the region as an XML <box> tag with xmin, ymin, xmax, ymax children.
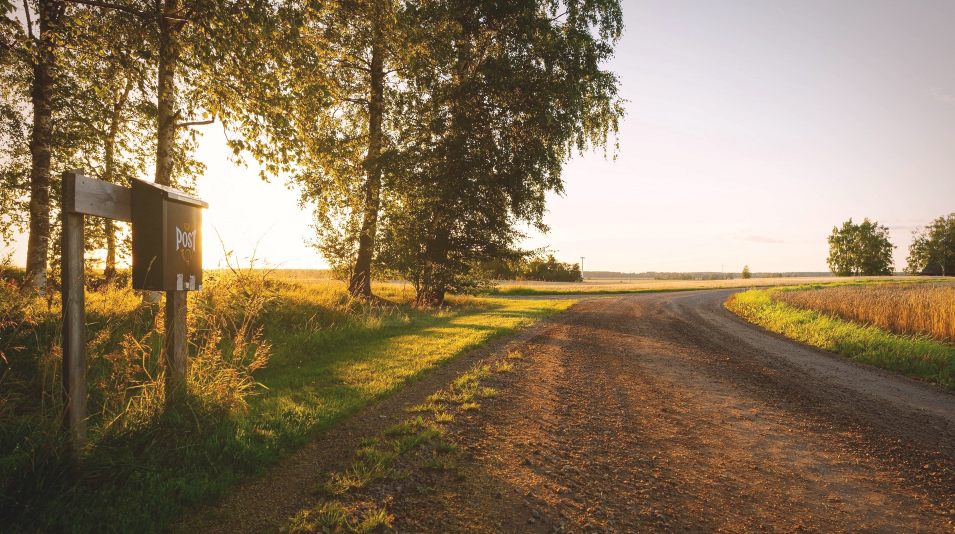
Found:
<box><xmin>776</xmin><ymin>281</ymin><xmax>955</xmax><ymax>343</ymax></box>
<box><xmin>489</xmin><ymin>276</ymin><xmax>923</xmax><ymax>295</ymax></box>
<box><xmin>232</xmin><ymin>272</ymin><xmax>929</xmax><ymax>296</ymax></box>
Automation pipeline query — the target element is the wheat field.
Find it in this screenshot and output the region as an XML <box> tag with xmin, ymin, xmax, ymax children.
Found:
<box><xmin>493</xmin><ymin>276</ymin><xmax>922</xmax><ymax>293</ymax></box>
<box><xmin>776</xmin><ymin>282</ymin><xmax>955</xmax><ymax>343</ymax></box>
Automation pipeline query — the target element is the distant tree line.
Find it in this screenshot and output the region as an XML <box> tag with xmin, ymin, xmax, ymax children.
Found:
<box><xmin>1</xmin><ymin>0</ymin><xmax>624</xmax><ymax>305</ymax></box>
<box><xmin>476</xmin><ymin>253</ymin><xmax>582</xmax><ymax>283</ymax></box>
<box><xmin>827</xmin><ymin>214</ymin><xmax>955</xmax><ymax>276</ymax></box>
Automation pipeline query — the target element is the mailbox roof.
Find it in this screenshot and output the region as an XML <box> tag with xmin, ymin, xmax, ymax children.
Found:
<box><xmin>132</xmin><ymin>179</ymin><xmax>209</xmax><ymax>209</ymax></box>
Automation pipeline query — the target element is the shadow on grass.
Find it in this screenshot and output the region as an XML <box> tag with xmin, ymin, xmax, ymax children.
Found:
<box><xmin>0</xmin><ymin>293</ymin><xmax>571</xmax><ymax>534</ymax></box>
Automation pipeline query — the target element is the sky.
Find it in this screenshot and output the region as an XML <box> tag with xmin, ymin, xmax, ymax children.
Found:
<box><xmin>6</xmin><ymin>0</ymin><xmax>955</xmax><ymax>273</ymax></box>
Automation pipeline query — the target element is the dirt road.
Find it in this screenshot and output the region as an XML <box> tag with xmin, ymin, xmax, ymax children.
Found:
<box><xmin>385</xmin><ymin>290</ymin><xmax>955</xmax><ymax>532</ymax></box>
<box><xmin>191</xmin><ymin>290</ymin><xmax>955</xmax><ymax>533</ymax></box>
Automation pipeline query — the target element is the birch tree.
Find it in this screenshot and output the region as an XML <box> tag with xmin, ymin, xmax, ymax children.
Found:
<box><xmin>377</xmin><ymin>0</ymin><xmax>624</xmax><ymax>304</ymax></box>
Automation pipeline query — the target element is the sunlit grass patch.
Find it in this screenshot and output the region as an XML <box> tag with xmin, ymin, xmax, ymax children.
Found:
<box><xmin>405</xmin><ymin>401</ymin><xmax>440</xmax><ymax>413</ymax></box>
<box><xmin>287</xmin><ymin>500</ymin><xmax>393</xmax><ymax>534</ymax></box>
<box><xmin>319</xmin><ymin>447</ymin><xmax>398</xmax><ymax>495</ymax></box>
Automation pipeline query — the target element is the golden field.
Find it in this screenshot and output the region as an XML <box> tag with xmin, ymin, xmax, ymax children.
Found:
<box><xmin>492</xmin><ymin>276</ymin><xmax>923</xmax><ymax>293</ymax></box>
<box><xmin>776</xmin><ymin>281</ymin><xmax>955</xmax><ymax>343</ymax></box>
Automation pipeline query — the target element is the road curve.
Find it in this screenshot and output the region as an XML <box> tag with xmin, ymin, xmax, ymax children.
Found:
<box><xmin>387</xmin><ymin>289</ymin><xmax>955</xmax><ymax>532</ymax></box>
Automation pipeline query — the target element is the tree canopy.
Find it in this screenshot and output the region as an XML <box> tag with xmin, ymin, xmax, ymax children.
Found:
<box><xmin>827</xmin><ymin>218</ymin><xmax>895</xmax><ymax>276</ymax></box>
<box><xmin>374</xmin><ymin>0</ymin><xmax>624</xmax><ymax>304</ymax></box>
<box><xmin>3</xmin><ymin>0</ymin><xmax>624</xmax><ymax>303</ymax></box>
<box><xmin>905</xmin><ymin>213</ymin><xmax>954</xmax><ymax>276</ymax></box>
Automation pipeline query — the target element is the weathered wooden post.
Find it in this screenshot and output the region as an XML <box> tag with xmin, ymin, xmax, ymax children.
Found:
<box><xmin>164</xmin><ymin>290</ymin><xmax>188</xmax><ymax>404</ymax></box>
<box><xmin>61</xmin><ymin>170</ymin><xmax>88</xmax><ymax>446</ymax></box>
<box><xmin>60</xmin><ymin>169</ymin><xmax>207</xmax><ymax>447</ymax></box>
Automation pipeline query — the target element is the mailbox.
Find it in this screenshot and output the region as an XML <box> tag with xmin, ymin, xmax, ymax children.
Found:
<box><xmin>131</xmin><ymin>179</ymin><xmax>209</xmax><ymax>291</ymax></box>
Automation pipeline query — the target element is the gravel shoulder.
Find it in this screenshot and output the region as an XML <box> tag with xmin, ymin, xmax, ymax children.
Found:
<box><xmin>183</xmin><ymin>290</ymin><xmax>955</xmax><ymax>533</ymax></box>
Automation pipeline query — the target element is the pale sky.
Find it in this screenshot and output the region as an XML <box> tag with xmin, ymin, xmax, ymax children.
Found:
<box><xmin>6</xmin><ymin>0</ymin><xmax>955</xmax><ymax>273</ymax></box>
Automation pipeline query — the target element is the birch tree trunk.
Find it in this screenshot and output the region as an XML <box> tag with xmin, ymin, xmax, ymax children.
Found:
<box><xmin>24</xmin><ymin>0</ymin><xmax>63</xmax><ymax>293</ymax></box>
<box><xmin>348</xmin><ymin>39</ymin><xmax>384</xmax><ymax>297</ymax></box>
<box><xmin>155</xmin><ymin>0</ymin><xmax>180</xmax><ymax>187</ymax></box>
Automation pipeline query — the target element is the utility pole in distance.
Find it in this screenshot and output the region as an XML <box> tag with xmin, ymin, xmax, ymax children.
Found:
<box><xmin>580</xmin><ymin>257</ymin><xmax>585</xmax><ymax>281</ymax></box>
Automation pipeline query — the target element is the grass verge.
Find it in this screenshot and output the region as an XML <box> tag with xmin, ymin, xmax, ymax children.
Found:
<box><xmin>725</xmin><ymin>288</ymin><xmax>955</xmax><ymax>390</ymax></box>
<box><xmin>0</xmin><ymin>272</ymin><xmax>573</xmax><ymax>534</ymax></box>
<box><xmin>286</xmin><ymin>357</ymin><xmax>509</xmax><ymax>533</ymax></box>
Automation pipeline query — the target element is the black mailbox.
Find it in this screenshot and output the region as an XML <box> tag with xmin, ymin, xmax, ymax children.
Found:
<box><xmin>131</xmin><ymin>180</ymin><xmax>209</xmax><ymax>291</ymax></box>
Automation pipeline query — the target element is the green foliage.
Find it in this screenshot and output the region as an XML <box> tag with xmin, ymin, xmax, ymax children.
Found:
<box><xmin>374</xmin><ymin>0</ymin><xmax>624</xmax><ymax>304</ymax></box>
<box><xmin>827</xmin><ymin>218</ymin><xmax>895</xmax><ymax>276</ymax></box>
<box><xmin>726</xmin><ymin>288</ymin><xmax>955</xmax><ymax>390</ymax></box>
<box><xmin>477</xmin><ymin>252</ymin><xmax>582</xmax><ymax>282</ymax></box>
<box><xmin>2</xmin><ymin>1</ymin><xmax>211</xmax><ymax>273</ymax></box>
<box><xmin>905</xmin><ymin>213</ymin><xmax>955</xmax><ymax>275</ymax></box>
<box><xmin>0</xmin><ymin>16</ymin><xmax>30</xmax><ymax>245</ymax></box>
<box><xmin>741</xmin><ymin>265</ymin><xmax>752</xmax><ymax>279</ymax></box>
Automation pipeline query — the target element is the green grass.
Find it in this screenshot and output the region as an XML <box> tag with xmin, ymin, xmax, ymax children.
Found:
<box><xmin>726</xmin><ymin>288</ymin><xmax>955</xmax><ymax>390</ymax></box>
<box><xmin>0</xmin><ymin>274</ymin><xmax>573</xmax><ymax>533</ymax></box>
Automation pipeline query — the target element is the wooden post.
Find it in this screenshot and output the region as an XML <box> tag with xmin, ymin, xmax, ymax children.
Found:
<box><xmin>61</xmin><ymin>171</ymin><xmax>87</xmax><ymax>446</ymax></box>
<box><xmin>164</xmin><ymin>290</ymin><xmax>188</xmax><ymax>405</ymax></box>
<box><xmin>60</xmin><ymin>169</ymin><xmax>206</xmax><ymax>437</ymax></box>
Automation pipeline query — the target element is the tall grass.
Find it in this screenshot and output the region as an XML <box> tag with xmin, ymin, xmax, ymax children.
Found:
<box><xmin>0</xmin><ymin>259</ymin><xmax>572</xmax><ymax>533</ymax></box>
<box><xmin>0</xmin><ymin>265</ymin><xmax>276</xmax><ymax>531</ymax></box>
<box><xmin>775</xmin><ymin>282</ymin><xmax>955</xmax><ymax>343</ymax></box>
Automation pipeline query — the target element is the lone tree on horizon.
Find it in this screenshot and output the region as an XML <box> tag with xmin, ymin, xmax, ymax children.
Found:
<box><xmin>905</xmin><ymin>213</ymin><xmax>954</xmax><ymax>276</ymax></box>
<box><xmin>827</xmin><ymin>218</ymin><xmax>895</xmax><ymax>276</ymax></box>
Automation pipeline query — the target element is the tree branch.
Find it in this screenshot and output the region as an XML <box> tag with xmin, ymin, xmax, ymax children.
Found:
<box><xmin>61</xmin><ymin>0</ymin><xmax>149</xmax><ymax>19</ymax></box>
<box><xmin>22</xmin><ymin>0</ymin><xmax>35</xmax><ymax>41</ymax></box>
<box><xmin>175</xmin><ymin>118</ymin><xmax>215</xmax><ymax>128</ymax></box>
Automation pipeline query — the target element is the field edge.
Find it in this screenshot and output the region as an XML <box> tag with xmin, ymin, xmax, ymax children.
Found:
<box><xmin>724</xmin><ymin>288</ymin><xmax>955</xmax><ymax>391</ymax></box>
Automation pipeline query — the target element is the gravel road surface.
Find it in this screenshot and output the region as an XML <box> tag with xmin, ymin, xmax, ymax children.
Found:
<box><xmin>187</xmin><ymin>289</ymin><xmax>955</xmax><ymax>533</ymax></box>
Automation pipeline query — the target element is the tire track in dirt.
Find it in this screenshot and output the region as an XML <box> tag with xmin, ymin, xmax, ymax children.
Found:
<box><xmin>386</xmin><ymin>290</ymin><xmax>955</xmax><ymax>532</ymax></box>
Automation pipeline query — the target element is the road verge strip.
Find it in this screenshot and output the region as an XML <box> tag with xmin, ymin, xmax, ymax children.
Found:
<box><xmin>725</xmin><ymin>288</ymin><xmax>955</xmax><ymax>390</ymax></box>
